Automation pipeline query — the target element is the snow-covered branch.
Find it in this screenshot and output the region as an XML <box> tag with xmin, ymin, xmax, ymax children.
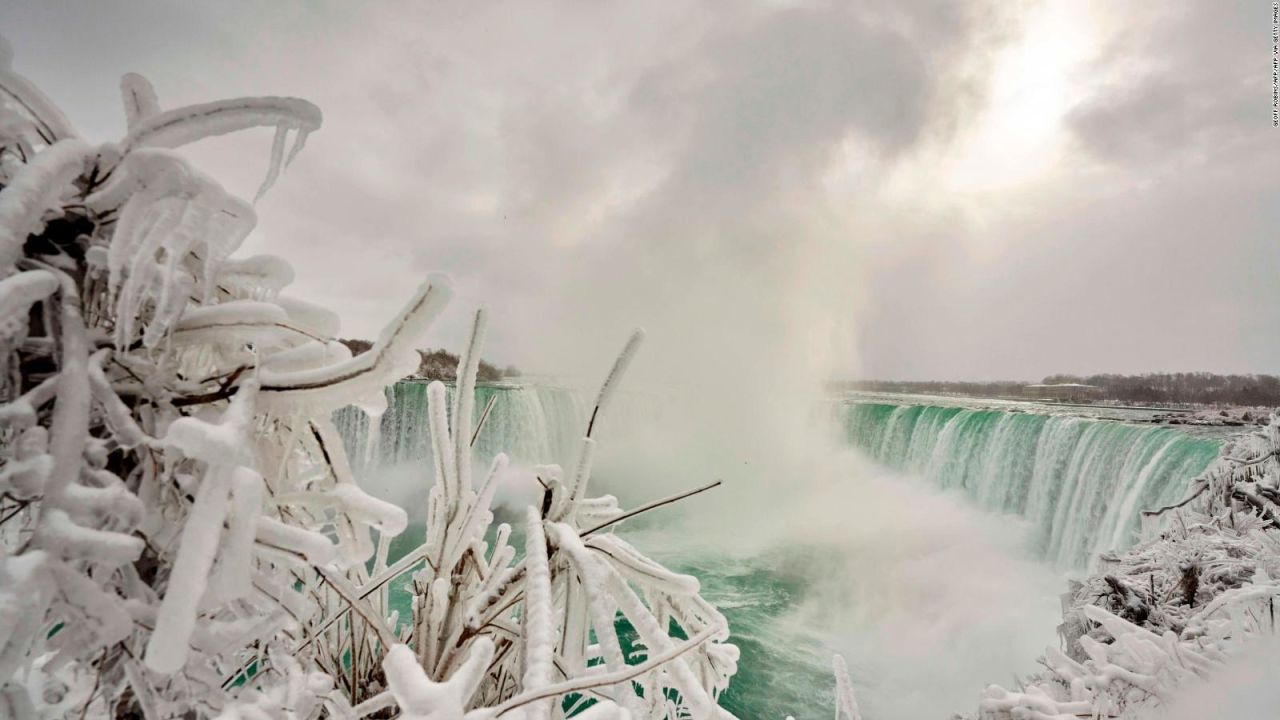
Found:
<box><xmin>0</xmin><ymin>37</ymin><xmax>766</xmax><ymax>720</ymax></box>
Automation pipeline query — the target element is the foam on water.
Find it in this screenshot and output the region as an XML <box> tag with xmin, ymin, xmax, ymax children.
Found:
<box><xmin>628</xmin><ymin>449</ymin><xmax>1065</xmax><ymax>719</ymax></box>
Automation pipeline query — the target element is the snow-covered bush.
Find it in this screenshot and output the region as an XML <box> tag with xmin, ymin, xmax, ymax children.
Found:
<box><xmin>0</xmin><ymin>38</ymin><xmax>746</xmax><ymax>719</ymax></box>
<box><xmin>975</xmin><ymin>415</ymin><xmax>1280</xmax><ymax>719</ymax></box>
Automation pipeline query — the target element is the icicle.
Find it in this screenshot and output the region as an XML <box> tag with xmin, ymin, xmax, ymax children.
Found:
<box><xmin>559</xmin><ymin>567</ymin><xmax>590</xmax><ymax>672</ymax></box>
<box><xmin>254</xmin><ymin>124</ymin><xmax>288</xmax><ymax>202</ymax></box>
<box><xmin>283</xmin><ymin>127</ymin><xmax>311</xmax><ymax>169</ymax></box>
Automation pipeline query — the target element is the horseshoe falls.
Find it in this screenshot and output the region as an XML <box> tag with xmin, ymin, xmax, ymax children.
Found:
<box><xmin>337</xmin><ymin>384</ymin><xmax>1222</xmax><ymax>570</ymax></box>
<box><xmin>335</xmin><ymin>384</ymin><xmax>1226</xmax><ymax>718</ymax></box>
<box><xmin>837</xmin><ymin>401</ymin><xmax>1222</xmax><ymax>567</ymax></box>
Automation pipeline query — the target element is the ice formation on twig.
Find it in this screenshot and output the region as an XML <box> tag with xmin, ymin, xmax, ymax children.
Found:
<box><xmin>0</xmin><ymin>38</ymin><xmax>751</xmax><ymax>720</ymax></box>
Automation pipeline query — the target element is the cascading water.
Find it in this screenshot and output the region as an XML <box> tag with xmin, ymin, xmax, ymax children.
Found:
<box><xmin>336</xmin><ymin>386</ymin><xmax>1223</xmax><ymax>570</ymax></box>
<box><xmin>838</xmin><ymin>402</ymin><xmax>1223</xmax><ymax>567</ymax></box>
<box><xmin>333</xmin><ymin>381</ymin><xmax>591</xmax><ymax>473</ymax></box>
<box><xmin>332</xmin><ymin>384</ymin><xmax>1226</xmax><ymax>717</ymax></box>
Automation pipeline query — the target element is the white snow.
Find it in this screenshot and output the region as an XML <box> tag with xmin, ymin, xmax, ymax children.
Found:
<box><xmin>144</xmin><ymin>463</ymin><xmax>232</xmax><ymax>673</ymax></box>
<box><xmin>119</xmin><ymin>72</ymin><xmax>160</xmax><ymax>130</ymax></box>
<box><xmin>0</xmin><ymin>140</ymin><xmax>90</xmax><ymax>269</ymax></box>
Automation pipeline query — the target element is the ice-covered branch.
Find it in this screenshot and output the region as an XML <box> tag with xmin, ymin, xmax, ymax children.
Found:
<box><xmin>0</xmin><ymin>139</ymin><xmax>90</xmax><ymax>270</ymax></box>
<box><xmin>0</xmin><ymin>38</ymin><xmax>748</xmax><ymax>720</ymax></box>
<box><xmin>0</xmin><ymin>38</ymin><xmax>78</xmax><ymax>143</ymax></box>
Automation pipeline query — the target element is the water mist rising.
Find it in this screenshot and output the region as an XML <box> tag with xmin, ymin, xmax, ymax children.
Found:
<box><xmin>777</xmin><ymin>452</ymin><xmax>1063</xmax><ymax>719</ymax></box>
<box><xmin>335</xmin><ymin>8</ymin><xmax>1073</xmax><ymax>715</ymax></box>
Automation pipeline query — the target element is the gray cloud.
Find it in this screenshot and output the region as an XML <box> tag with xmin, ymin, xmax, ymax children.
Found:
<box><xmin>1068</xmin><ymin>3</ymin><xmax>1266</xmax><ymax>167</ymax></box>
<box><xmin>854</xmin><ymin>1</ymin><xmax>1280</xmax><ymax>380</ymax></box>
<box><xmin>2</xmin><ymin>0</ymin><xmax>1270</xmax><ymax>384</ymax></box>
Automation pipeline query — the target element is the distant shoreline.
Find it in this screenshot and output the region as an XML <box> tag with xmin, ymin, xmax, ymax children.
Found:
<box><xmin>842</xmin><ymin>388</ymin><xmax>1272</xmax><ymax>428</ymax></box>
<box><xmin>833</xmin><ymin>372</ymin><xmax>1280</xmax><ymax>409</ymax></box>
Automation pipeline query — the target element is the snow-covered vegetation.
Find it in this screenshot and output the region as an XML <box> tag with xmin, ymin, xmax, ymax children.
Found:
<box><xmin>975</xmin><ymin>415</ymin><xmax>1280</xmax><ymax>719</ymax></box>
<box><xmin>0</xmin><ymin>40</ymin><xmax>758</xmax><ymax>719</ymax></box>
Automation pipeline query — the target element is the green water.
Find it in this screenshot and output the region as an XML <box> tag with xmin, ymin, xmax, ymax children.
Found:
<box><xmin>654</xmin><ymin>549</ymin><xmax>836</xmax><ymax>717</ymax></box>
<box><xmin>375</xmin><ymin>523</ymin><xmax>834</xmax><ymax>718</ymax></box>
<box><xmin>838</xmin><ymin>402</ymin><xmax>1222</xmax><ymax>567</ymax></box>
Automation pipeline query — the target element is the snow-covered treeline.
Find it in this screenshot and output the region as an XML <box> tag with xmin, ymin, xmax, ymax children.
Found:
<box><xmin>0</xmin><ymin>38</ymin><xmax>761</xmax><ymax>719</ymax></box>
<box><xmin>975</xmin><ymin>416</ymin><xmax>1280</xmax><ymax>719</ymax></box>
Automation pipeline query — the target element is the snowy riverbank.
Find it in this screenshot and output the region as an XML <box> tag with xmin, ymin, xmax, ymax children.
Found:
<box><xmin>972</xmin><ymin>415</ymin><xmax>1280</xmax><ymax>718</ymax></box>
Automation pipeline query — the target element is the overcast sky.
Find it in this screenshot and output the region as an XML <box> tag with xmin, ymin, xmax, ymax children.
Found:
<box><xmin>4</xmin><ymin>0</ymin><xmax>1278</xmax><ymax>382</ymax></box>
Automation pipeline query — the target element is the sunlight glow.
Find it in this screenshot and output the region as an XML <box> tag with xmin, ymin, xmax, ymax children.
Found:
<box><xmin>941</xmin><ymin>0</ymin><xmax>1097</xmax><ymax>195</ymax></box>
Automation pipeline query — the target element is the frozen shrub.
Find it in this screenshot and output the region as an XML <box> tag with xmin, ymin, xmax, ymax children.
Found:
<box><xmin>0</xmin><ymin>39</ymin><xmax>757</xmax><ymax>720</ymax></box>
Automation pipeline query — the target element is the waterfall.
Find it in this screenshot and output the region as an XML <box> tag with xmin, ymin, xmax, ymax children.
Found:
<box><xmin>335</xmin><ymin>383</ymin><xmax>1220</xmax><ymax>570</ymax></box>
<box><xmin>333</xmin><ymin>381</ymin><xmax>591</xmax><ymax>473</ymax></box>
<box><xmin>838</xmin><ymin>402</ymin><xmax>1222</xmax><ymax>567</ymax></box>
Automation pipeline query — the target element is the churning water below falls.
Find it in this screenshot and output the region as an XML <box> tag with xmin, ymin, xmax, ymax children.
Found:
<box><xmin>335</xmin><ymin>384</ymin><xmax>1229</xmax><ymax>719</ymax></box>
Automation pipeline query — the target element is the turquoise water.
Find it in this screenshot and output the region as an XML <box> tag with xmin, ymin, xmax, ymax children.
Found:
<box><xmin>337</xmin><ymin>384</ymin><xmax>1224</xmax><ymax>717</ymax></box>
<box><xmin>836</xmin><ymin>402</ymin><xmax>1222</xmax><ymax>567</ymax></box>
<box><xmin>375</xmin><ymin>523</ymin><xmax>834</xmax><ymax>718</ymax></box>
